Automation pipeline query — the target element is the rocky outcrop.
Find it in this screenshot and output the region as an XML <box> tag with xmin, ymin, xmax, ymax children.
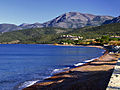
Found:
<box><xmin>103</xmin><ymin>16</ymin><xmax>120</xmax><ymax>24</ymax></box>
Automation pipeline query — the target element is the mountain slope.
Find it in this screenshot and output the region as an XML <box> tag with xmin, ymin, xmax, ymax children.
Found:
<box><xmin>0</xmin><ymin>24</ymin><xmax>22</xmax><ymax>33</ymax></box>
<box><xmin>103</xmin><ymin>16</ymin><xmax>120</xmax><ymax>24</ymax></box>
<box><xmin>0</xmin><ymin>12</ymin><xmax>114</xmax><ymax>33</ymax></box>
<box><xmin>19</xmin><ymin>23</ymin><xmax>44</xmax><ymax>29</ymax></box>
<box><xmin>66</xmin><ymin>23</ymin><xmax>120</xmax><ymax>39</ymax></box>
<box><xmin>43</xmin><ymin>12</ymin><xmax>113</xmax><ymax>28</ymax></box>
<box><xmin>0</xmin><ymin>27</ymin><xmax>72</xmax><ymax>44</ymax></box>
<box><xmin>0</xmin><ymin>23</ymin><xmax>120</xmax><ymax>44</ymax></box>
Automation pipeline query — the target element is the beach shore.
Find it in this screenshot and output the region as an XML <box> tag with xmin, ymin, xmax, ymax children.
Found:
<box><xmin>23</xmin><ymin>45</ymin><xmax>120</xmax><ymax>90</ymax></box>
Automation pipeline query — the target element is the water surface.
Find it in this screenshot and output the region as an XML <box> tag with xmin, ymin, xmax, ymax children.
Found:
<box><xmin>0</xmin><ymin>44</ymin><xmax>104</xmax><ymax>90</ymax></box>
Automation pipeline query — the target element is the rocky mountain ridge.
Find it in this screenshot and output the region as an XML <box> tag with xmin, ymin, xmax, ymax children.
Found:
<box><xmin>103</xmin><ymin>16</ymin><xmax>120</xmax><ymax>24</ymax></box>
<box><xmin>43</xmin><ymin>12</ymin><xmax>113</xmax><ymax>28</ymax></box>
<box><xmin>0</xmin><ymin>12</ymin><xmax>114</xmax><ymax>33</ymax></box>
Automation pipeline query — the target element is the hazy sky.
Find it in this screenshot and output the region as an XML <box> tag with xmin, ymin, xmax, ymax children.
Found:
<box><xmin>0</xmin><ymin>0</ymin><xmax>119</xmax><ymax>25</ymax></box>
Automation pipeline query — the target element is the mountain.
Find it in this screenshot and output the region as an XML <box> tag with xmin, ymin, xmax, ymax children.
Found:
<box><xmin>43</xmin><ymin>12</ymin><xmax>113</xmax><ymax>28</ymax></box>
<box><xmin>0</xmin><ymin>23</ymin><xmax>44</xmax><ymax>33</ymax></box>
<box><xmin>0</xmin><ymin>24</ymin><xmax>22</xmax><ymax>33</ymax></box>
<box><xmin>0</xmin><ymin>23</ymin><xmax>120</xmax><ymax>44</ymax></box>
<box><xmin>103</xmin><ymin>16</ymin><xmax>120</xmax><ymax>24</ymax></box>
<box><xmin>19</xmin><ymin>23</ymin><xmax>44</xmax><ymax>29</ymax></box>
<box><xmin>19</xmin><ymin>12</ymin><xmax>113</xmax><ymax>29</ymax></box>
<box><xmin>19</xmin><ymin>23</ymin><xmax>30</xmax><ymax>27</ymax></box>
<box><xmin>0</xmin><ymin>12</ymin><xmax>114</xmax><ymax>33</ymax></box>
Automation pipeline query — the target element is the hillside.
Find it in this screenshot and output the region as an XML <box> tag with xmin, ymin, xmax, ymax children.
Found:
<box><xmin>0</xmin><ymin>24</ymin><xmax>22</xmax><ymax>33</ymax></box>
<box><xmin>0</xmin><ymin>23</ymin><xmax>120</xmax><ymax>44</ymax></box>
<box><xmin>66</xmin><ymin>23</ymin><xmax>120</xmax><ymax>39</ymax></box>
<box><xmin>103</xmin><ymin>16</ymin><xmax>120</xmax><ymax>24</ymax></box>
<box><xmin>0</xmin><ymin>27</ymin><xmax>71</xmax><ymax>44</ymax></box>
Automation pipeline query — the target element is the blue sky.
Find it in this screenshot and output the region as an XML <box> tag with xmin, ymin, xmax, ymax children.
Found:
<box><xmin>0</xmin><ymin>0</ymin><xmax>119</xmax><ymax>25</ymax></box>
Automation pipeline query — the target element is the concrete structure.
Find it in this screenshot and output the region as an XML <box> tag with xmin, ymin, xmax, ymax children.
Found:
<box><xmin>106</xmin><ymin>59</ymin><xmax>120</xmax><ymax>90</ymax></box>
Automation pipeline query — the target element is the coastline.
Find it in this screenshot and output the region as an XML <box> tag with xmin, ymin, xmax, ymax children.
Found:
<box><xmin>23</xmin><ymin>45</ymin><xmax>120</xmax><ymax>90</ymax></box>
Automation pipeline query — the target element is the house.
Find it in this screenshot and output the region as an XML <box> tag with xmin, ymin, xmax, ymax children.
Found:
<box><xmin>61</xmin><ymin>35</ymin><xmax>83</xmax><ymax>40</ymax></box>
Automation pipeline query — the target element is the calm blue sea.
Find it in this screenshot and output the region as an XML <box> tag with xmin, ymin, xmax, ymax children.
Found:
<box><xmin>0</xmin><ymin>44</ymin><xmax>104</xmax><ymax>90</ymax></box>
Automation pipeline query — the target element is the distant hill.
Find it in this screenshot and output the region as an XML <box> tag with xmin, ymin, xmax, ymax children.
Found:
<box><xmin>0</xmin><ymin>12</ymin><xmax>113</xmax><ymax>33</ymax></box>
<box><xmin>0</xmin><ymin>23</ymin><xmax>120</xmax><ymax>44</ymax></box>
<box><xmin>19</xmin><ymin>23</ymin><xmax>44</xmax><ymax>29</ymax></box>
<box><xmin>0</xmin><ymin>24</ymin><xmax>22</xmax><ymax>33</ymax></box>
<box><xmin>103</xmin><ymin>16</ymin><xmax>120</xmax><ymax>24</ymax></box>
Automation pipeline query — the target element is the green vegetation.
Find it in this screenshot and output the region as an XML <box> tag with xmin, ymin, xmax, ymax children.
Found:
<box><xmin>0</xmin><ymin>23</ymin><xmax>120</xmax><ymax>45</ymax></box>
<box><xmin>56</xmin><ymin>23</ymin><xmax>120</xmax><ymax>45</ymax></box>
<box><xmin>66</xmin><ymin>23</ymin><xmax>120</xmax><ymax>39</ymax></box>
<box><xmin>0</xmin><ymin>27</ymin><xmax>71</xmax><ymax>44</ymax></box>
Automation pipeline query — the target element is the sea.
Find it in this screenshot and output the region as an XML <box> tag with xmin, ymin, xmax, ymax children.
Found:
<box><xmin>0</xmin><ymin>44</ymin><xmax>105</xmax><ymax>90</ymax></box>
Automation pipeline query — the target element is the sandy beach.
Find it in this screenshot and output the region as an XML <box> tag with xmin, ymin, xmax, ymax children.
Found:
<box><xmin>23</xmin><ymin>46</ymin><xmax>120</xmax><ymax>90</ymax></box>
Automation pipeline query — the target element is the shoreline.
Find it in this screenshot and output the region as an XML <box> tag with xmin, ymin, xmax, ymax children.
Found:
<box><xmin>17</xmin><ymin>45</ymin><xmax>105</xmax><ymax>90</ymax></box>
<box><xmin>23</xmin><ymin>45</ymin><xmax>119</xmax><ymax>90</ymax></box>
<box><xmin>46</xmin><ymin>45</ymin><xmax>107</xmax><ymax>75</ymax></box>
